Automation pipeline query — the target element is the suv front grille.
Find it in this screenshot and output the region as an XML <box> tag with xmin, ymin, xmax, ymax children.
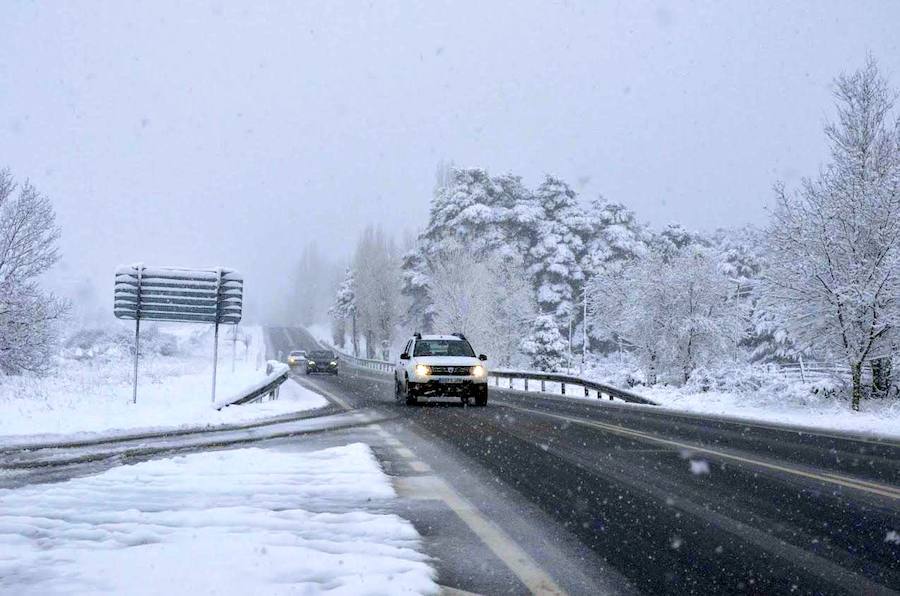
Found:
<box><xmin>429</xmin><ymin>365</ymin><xmax>473</xmax><ymax>376</ymax></box>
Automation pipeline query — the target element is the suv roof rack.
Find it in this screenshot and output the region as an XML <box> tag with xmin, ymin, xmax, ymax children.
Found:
<box><xmin>452</xmin><ymin>332</ymin><xmax>466</xmax><ymax>340</ymax></box>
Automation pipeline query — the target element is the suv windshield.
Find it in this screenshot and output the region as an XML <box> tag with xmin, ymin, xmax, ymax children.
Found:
<box><xmin>414</xmin><ymin>340</ymin><xmax>475</xmax><ymax>358</ymax></box>
<box><xmin>310</xmin><ymin>351</ymin><xmax>334</xmax><ymax>360</ymax></box>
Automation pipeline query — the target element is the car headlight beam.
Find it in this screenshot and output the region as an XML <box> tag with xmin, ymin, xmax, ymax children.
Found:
<box><xmin>472</xmin><ymin>365</ymin><xmax>486</xmax><ymax>377</ymax></box>
<box><xmin>415</xmin><ymin>364</ymin><xmax>430</xmax><ymax>377</ymax></box>
<box><xmin>308</xmin><ymin>361</ymin><xmax>315</xmax><ymax>366</ymax></box>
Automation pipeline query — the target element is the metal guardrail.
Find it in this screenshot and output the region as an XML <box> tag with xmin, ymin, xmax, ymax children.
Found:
<box><xmin>215</xmin><ymin>362</ymin><xmax>289</xmax><ymax>409</ymax></box>
<box><xmin>335</xmin><ymin>350</ymin><xmax>394</xmax><ymax>373</ymax></box>
<box><xmin>331</xmin><ymin>346</ymin><xmax>657</xmax><ymax>406</ymax></box>
<box><xmin>489</xmin><ymin>369</ymin><xmax>657</xmax><ymax>405</ymax></box>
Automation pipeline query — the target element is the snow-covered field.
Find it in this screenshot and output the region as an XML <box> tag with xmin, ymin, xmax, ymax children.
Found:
<box><xmin>0</xmin><ymin>443</ymin><xmax>438</xmax><ymax>595</ymax></box>
<box><xmin>0</xmin><ymin>324</ymin><xmax>328</xmax><ymax>441</ymax></box>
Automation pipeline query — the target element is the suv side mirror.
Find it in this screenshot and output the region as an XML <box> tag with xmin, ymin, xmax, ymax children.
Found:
<box><xmin>478</xmin><ymin>354</ymin><xmax>487</xmax><ymax>361</ymax></box>
<box><xmin>400</xmin><ymin>352</ymin><xmax>410</xmax><ymax>360</ymax></box>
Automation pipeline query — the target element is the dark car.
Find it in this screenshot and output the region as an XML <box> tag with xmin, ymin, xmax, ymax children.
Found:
<box><xmin>306</xmin><ymin>350</ymin><xmax>338</xmax><ymax>375</ymax></box>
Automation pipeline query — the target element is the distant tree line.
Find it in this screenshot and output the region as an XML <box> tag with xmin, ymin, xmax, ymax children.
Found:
<box><xmin>329</xmin><ymin>59</ymin><xmax>899</xmax><ymax>410</ymax></box>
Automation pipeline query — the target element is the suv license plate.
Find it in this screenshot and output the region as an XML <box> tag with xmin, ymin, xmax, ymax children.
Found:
<box><xmin>438</xmin><ymin>378</ymin><xmax>463</xmax><ymax>384</ymax></box>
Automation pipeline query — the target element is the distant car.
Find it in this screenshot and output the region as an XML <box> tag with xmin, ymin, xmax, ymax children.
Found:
<box><xmin>394</xmin><ymin>333</ymin><xmax>488</xmax><ymax>406</ymax></box>
<box><xmin>287</xmin><ymin>350</ymin><xmax>308</xmax><ymax>367</ymax></box>
<box><xmin>306</xmin><ymin>350</ymin><xmax>338</xmax><ymax>375</ymax></box>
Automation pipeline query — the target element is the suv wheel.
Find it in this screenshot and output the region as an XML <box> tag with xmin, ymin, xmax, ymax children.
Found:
<box><xmin>474</xmin><ymin>386</ymin><xmax>488</xmax><ymax>407</ymax></box>
<box><xmin>404</xmin><ymin>377</ymin><xmax>417</xmax><ymax>406</ymax></box>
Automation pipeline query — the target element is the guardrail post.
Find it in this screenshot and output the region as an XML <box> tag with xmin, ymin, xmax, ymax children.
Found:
<box><xmin>584</xmin><ymin>386</ymin><xmax>589</xmax><ymax>397</ymax></box>
<box><xmin>524</xmin><ymin>378</ymin><xmax>529</xmax><ymax>391</ymax></box>
<box><xmin>541</xmin><ymin>380</ymin><xmax>546</xmax><ymax>392</ymax></box>
<box><xmin>509</xmin><ymin>377</ymin><xmax>513</xmax><ymax>389</ymax></box>
<box><xmin>561</xmin><ymin>382</ymin><xmax>566</xmax><ymax>395</ymax></box>
<box><xmin>495</xmin><ymin>376</ymin><xmax>499</xmax><ymax>386</ymax></box>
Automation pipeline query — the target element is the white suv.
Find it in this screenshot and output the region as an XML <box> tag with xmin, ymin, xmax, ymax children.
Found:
<box><xmin>394</xmin><ymin>333</ymin><xmax>489</xmax><ymax>406</ymax></box>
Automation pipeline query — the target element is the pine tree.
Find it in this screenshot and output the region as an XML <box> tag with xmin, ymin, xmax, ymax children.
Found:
<box><xmin>522</xmin><ymin>314</ymin><xmax>568</xmax><ymax>371</ymax></box>
<box><xmin>526</xmin><ymin>175</ymin><xmax>590</xmax><ymax>323</ymax></box>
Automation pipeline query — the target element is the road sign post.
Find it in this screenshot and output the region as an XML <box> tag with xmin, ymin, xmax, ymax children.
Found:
<box><xmin>114</xmin><ymin>265</ymin><xmax>243</xmax><ymax>404</ymax></box>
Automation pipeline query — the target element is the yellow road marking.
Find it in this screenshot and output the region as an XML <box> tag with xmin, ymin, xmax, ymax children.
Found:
<box><xmin>502</xmin><ymin>403</ymin><xmax>900</xmax><ymax>500</ymax></box>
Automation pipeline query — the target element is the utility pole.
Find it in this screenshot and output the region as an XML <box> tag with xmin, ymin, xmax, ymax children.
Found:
<box><xmin>568</xmin><ymin>318</ymin><xmax>573</xmax><ymax>373</ymax></box>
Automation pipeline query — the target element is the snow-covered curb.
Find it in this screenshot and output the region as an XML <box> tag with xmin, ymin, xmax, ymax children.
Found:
<box><xmin>0</xmin><ymin>443</ymin><xmax>439</xmax><ymax>594</ymax></box>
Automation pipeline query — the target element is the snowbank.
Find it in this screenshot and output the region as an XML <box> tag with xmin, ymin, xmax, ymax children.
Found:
<box><xmin>0</xmin><ymin>443</ymin><xmax>438</xmax><ymax>595</ymax></box>
<box><xmin>639</xmin><ymin>384</ymin><xmax>900</xmax><ymax>439</ymax></box>
<box><xmin>578</xmin><ymin>355</ymin><xmax>900</xmax><ymax>439</ymax></box>
<box><xmin>0</xmin><ymin>325</ymin><xmax>328</xmax><ymax>440</ymax></box>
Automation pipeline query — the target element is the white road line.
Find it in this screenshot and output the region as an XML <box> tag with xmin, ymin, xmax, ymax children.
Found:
<box><xmin>377</xmin><ymin>426</ymin><xmax>566</xmax><ymax>596</ymax></box>
<box><xmin>439</xmin><ymin>586</ymin><xmax>483</xmax><ymax>596</ymax></box>
<box><xmin>292</xmin><ymin>378</ymin><xmax>354</xmax><ymax>411</ymax></box>
<box><xmin>409</xmin><ymin>460</ymin><xmax>431</xmax><ymax>473</ymax></box>
<box><xmin>396</xmin><ymin>447</ymin><xmax>416</xmax><ymax>459</ymax></box>
<box><xmin>395</xmin><ymin>475</ymin><xmax>566</xmax><ymax>596</ymax></box>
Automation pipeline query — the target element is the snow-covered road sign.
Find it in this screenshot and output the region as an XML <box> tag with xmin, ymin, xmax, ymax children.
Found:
<box><xmin>114</xmin><ymin>265</ymin><xmax>243</xmax><ymax>324</ymax></box>
<box><xmin>114</xmin><ymin>265</ymin><xmax>244</xmax><ymax>404</ymax></box>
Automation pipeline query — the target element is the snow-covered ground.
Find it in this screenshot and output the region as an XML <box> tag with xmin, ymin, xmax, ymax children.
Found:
<box><xmin>0</xmin><ymin>324</ymin><xmax>328</xmax><ymax>440</ymax></box>
<box><xmin>488</xmin><ymin>356</ymin><xmax>900</xmax><ymax>439</ymax></box>
<box><xmin>578</xmin><ymin>355</ymin><xmax>900</xmax><ymax>439</ymax></box>
<box><xmin>0</xmin><ymin>443</ymin><xmax>438</xmax><ymax>595</ymax></box>
<box><xmin>638</xmin><ymin>384</ymin><xmax>900</xmax><ymax>439</ymax></box>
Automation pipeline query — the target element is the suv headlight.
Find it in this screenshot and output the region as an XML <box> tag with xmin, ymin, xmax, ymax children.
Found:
<box><xmin>329</xmin><ymin>361</ymin><xmax>337</xmax><ymax>366</ymax></box>
<box><xmin>308</xmin><ymin>361</ymin><xmax>315</xmax><ymax>366</ymax></box>
<box><xmin>472</xmin><ymin>365</ymin><xmax>486</xmax><ymax>377</ymax></box>
<box><xmin>415</xmin><ymin>364</ymin><xmax>430</xmax><ymax>377</ymax></box>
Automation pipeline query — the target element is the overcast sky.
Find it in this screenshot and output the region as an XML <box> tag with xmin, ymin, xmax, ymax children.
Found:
<box><xmin>2</xmin><ymin>1</ymin><xmax>899</xmax><ymax>320</ymax></box>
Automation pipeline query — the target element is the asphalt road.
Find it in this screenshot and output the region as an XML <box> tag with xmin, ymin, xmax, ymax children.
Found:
<box><xmin>270</xmin><ymin>327</ymin><xmax>900</xmax><ymax>595</ymax></box>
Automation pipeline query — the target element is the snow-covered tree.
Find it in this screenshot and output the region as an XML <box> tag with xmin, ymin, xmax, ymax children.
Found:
<box><xmin>353</xmin><ymin>226</ymin><xmax>402</xmax><ymax>359</ymax></box>
<box><xmin>590</xmin><ymin>247</ymin><xmax>745</xmax><ymax>383</ymax></box>
<box><xmin>526</xmin><ymin>175</ymin><xmax>590</xmax><ymax>323</ymax></box>
<box><xmin>584</xmin><ymin>198</ymin><xmax>648</xmax><ymax>277</ymax></box>
<box><xmin>761</xmin><ymin>58</ymin><xmax>900</xmax><ymax>410</ymax></box>
<box><xmin>522</xmin><ymin>314</ymin><xmax>568</xmax><ymax>371</ymax></box>
<box><xmin>485</xmin><ymin>256</ymin><xmax>537</xmax><ymax>366</ymax></box>
<box><xmin>428</xmin><ymin>243</ymin><xmax>535</xmax><ymax>366</ymax></box>
<box><xmin>0</xmin><ymin>170</ymin><xmax>68</xmax><ymax>375</ymax></box>
<box><xmin>329</xmin><ymin>267</ymin><xmax>357</xmax><ymax>351</ymax></box>
<box><xmin>582</xmin><ymin>198</ymin><xmax>649</xmax><ymax>347</ymax></box>
<box><xmin>402</xmin><ymin>167</ymin><xmax>531</xmax><ymax>332</ymax></box>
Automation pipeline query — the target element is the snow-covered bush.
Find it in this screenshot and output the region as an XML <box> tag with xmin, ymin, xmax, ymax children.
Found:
<box><xmin>522</xmin><ymin>315</ymin><xmax>568</xmax><ymax>371</ymax></box>
<box><xmin>63</xmin><ymin>325</ymin><xmax>183</xmax><ymax>362</ymax></box>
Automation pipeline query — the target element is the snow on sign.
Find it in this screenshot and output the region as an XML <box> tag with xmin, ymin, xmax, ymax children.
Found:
<box><xmin>114</xmin><ymin>264</ymin><xmax>244</xmax><ymax>404</ymax></box>
<box><xmin>114</xmin><ymin>265</ymin><xmax>243</xmax><ymax>324</ymax></box>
